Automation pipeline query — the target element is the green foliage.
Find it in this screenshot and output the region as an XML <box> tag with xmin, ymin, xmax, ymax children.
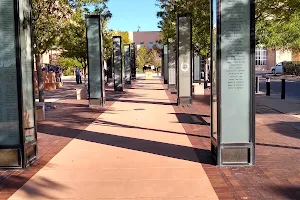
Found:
<box><xmin>283</xmin><ymin>62</ymin><xmax>300</xmax><ymax>76</ymax></box>
<box><xmin>59</xmin><ymin>1</ymin><xmax>112</xmax><ymax>67</ymax></box>
<box><xmin>136</xmin><ymin>46</ymin><xmax>148</xmax><ymax>68</ymax></box>
<box><xmin>60</xmin><ymin>8</ymin><xmax>87</xmax><ymax>67</ymax></box>
<box><xmin>104</xmin><ymin>30</ymin><xmax>132</xmax><ymax>62</ymax></box>
<box><xmin>156</xmin><ymin>0</ymin><xmax>210</xmax><ymax>57</ymax></box>
<box><xmin>157</xmin><ymin>0</ymin><xmax>300</xmax><ymax>52</ymax></box>
<box><xmin>136</xmin><ymin>46</ymin><xmax>161</xmax><ymax>72</ymax></box>
<box><xmin>32</xmin><ymin>0</ymin><xmax>71</xmax><ymax>55</ymax></box>
<box><xmin>57</xmin><ymin>57</ymin><xmax>82</xmax><ymax>76</ymax></box>
<box><xmin>147</xmin><ymin>49</ymin><xmax>161</xmax><ymax>67</ymax></box>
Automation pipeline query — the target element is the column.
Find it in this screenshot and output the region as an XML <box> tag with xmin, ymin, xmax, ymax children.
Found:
<box><xmin>210</xmin><ymin>0</ymin><xmax>255</xmax><ymax>166</ymax></box>
<box><xmin>0</xmin><ymin>0</ymin><xmax>37</xmax><ymax>168</ymax></box>
<box><xmin>131</xmin><ymin>43</ymin><xmax>136</xmax><ymax>80</ymax></box>
<box><xmin>124</xmin><ymin>44</ymin><xmax>131</xmax><ymax>85</ymax></box>
<box><xmin>168</xmin><ymin>39</ymin><xmax>176</xmax><ymax>90</ymax></box>
<box><xmin>86</xmin><ymin>15</ymin><xmax>105</xmax><ymax>107</ymax></box>
<box><xmin>113</xmin><ymin>36</ymin><xmax>123</xmax><ymax>91</ymax></box>
<box><xmin>176</xmin><ymin>14</ymin><xmax>192</xmax><ymax>106</ymax></box>
<box><xmin>163</xmin><ymin>44</ymin><xmax>168</xmax><ymax>84</ymax></box>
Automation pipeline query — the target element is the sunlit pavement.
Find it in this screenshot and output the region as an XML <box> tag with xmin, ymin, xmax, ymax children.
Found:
<box><xmin>8</xmin><ymin>78</ymin><xmax>218</xmax><ymax>200</ymax></box>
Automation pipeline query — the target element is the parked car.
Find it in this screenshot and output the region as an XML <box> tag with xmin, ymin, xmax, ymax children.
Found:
<box><xmin>270</xmin><ymin>62</ymin><xmax>287</xmax><ymax>75</ymax></box>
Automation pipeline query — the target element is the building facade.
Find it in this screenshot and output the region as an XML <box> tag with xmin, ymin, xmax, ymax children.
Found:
<box><xmin>128</xmin><ymin>31</ymin><xmax>162</xmax><ymax>49</ymax></box>
<box><xmin>255</xmin><ymin>48</ymin><xmax>300</xmax><ymax>71</ymax></box>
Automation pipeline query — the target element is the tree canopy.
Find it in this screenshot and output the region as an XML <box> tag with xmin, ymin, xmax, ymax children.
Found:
<box><xmin>156</xmin><ymin>0</ymin><xmax>300</xmax><ymax>52</ymax></box>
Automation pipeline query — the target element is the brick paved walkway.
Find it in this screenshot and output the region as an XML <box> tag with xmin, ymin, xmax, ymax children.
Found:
<box><xmin>7</xmin><ymin>79</ymin><xmax>218</xmax><ymax>200</ymax></box>
<box><xmin>1</xmin><ymin>78</ymin><xmax>300</xmax><ymax>200</ymax></box>
<box><xmin>0</xmin><ymin>81</ymin><xmax>125</xmax><ymax>200</ymax></box>
<box><xmin>164</xmin><ymin>83</ymin><xmax>300</xmax><ymax>200</ymax></box>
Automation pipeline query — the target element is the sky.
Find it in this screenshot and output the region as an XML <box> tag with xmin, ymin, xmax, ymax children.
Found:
<box><xmin>107</xmin><ymin>0</ymin><xmax>161</xmax><ymax>32</ymax></box>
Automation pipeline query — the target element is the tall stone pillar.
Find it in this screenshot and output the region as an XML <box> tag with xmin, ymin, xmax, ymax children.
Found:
<box><xmin>0</xmin><ymin>0</ymin><xmax>37</xmax><ymax>168</ymax></box>
<box><xmin>113</xmin><ymin>36</ymin><xmax>123</xmax><ymax>91</ymax></box>
<box><xmin>176</xmin><ymin>14</ymin><xmax>192</xmax><ymax>106</ymax></box>
<box><xmin>210</xmin><ymin>0</ymin><xmax>255</xmax><ymax>166</ymax></box>
<box><xmin>86</xmin><ymin>15</ymin><xmax>105</xmax><ymax>107</ymax></box>
<box><xmin>163</xmin><ymin>44</ymin><xmax>168</xmax><ymax>84</ymax></box>
<box><xmin>124</xmin><ymin>44</ymin><xmax>131</xmax><ymax>85</ymax></box>
<box><xmin>168</xmin><ymin>39</ymin><xmax>176</xmax><ymax>90</ymax></box>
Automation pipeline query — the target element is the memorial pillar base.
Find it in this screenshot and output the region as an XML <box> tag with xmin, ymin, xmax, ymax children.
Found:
<box><xmin>114</xmin><ymin>86</ymin><xmax>123</xmax><ymax>92</ymax></box>
<box><xmin>177</xmin><ymin>97</ymin><xmax>192</xmax><ymax>106</ymax></box>
<box><xmin>89</xmin><ymin>99</ymin><xmax>105</xmax><ymax>108</ymax></box>
<box><xmin>212</xmin><ymin>141</ymin><xmax>254</xmax><ymax>166</ymax></box>
<box><xmin>193</xmin><ymin>84</ymin><xmax>204</xmax><ymax>96</ymax></box>
<box><xmin>168</xmin><ymin>84</ymin><xmax>176</xmax><ymax>90</ymax></box>
<box><xmin>35</xmin><ymin>102</ymin><xmax>45</xmax><ymax>121</ymax></box>
<box><xmin>76</xmin><ymin>88</ymin><xmax>88</xmax><ymax>100</ymax></box>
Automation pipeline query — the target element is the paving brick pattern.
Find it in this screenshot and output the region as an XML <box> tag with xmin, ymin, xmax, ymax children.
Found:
<box><xmin>163</xmin><ymin>81</ymin><xmax>300</xmax><ymax>200</ymax></box>
<box><xmin>1</xmin><ymin>79</ymin><xmax>299</xmax><ymax>200</ymax></box>
<box><xmin>0</xmin><ymin>83</ymin><xmax>128</xmax><ymax>200</ymax></box>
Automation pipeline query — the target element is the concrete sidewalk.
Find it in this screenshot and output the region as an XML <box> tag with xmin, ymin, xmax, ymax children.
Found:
<box><xmin>256</xmin><ymin>93</ymin><xmax>300</xmax><ymax>118</ymax></box>
<box><xmin>9</xmin><ymin>79</ymin><xmax>218</xmax><ymax>200</ymax></box>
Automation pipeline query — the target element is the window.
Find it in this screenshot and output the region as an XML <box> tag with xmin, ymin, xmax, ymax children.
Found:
<box><xmin>140</xmin><ymin>42</ymin><xmax>144</xmax><ymax>46</ymax></box>
<box><xmin>255</xmin><ymin>48</ymin><xmax>267</xmax><ymax>65</ymax></box>
<box><xmin>156</xmin><ymin>43</ymin><xmax>162</xmax><ymax>49</ymax></box>
<box><xmin>149</xmin><ymin>42</ymin><xmax>153</xmax><ymax>49</ymax></box>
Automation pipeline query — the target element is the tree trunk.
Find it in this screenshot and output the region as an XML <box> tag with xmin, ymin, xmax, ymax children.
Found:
<box><xmin>36</xmin><ymin>54</ymin><xmax>44</xmax><ymax>102</ymax></box>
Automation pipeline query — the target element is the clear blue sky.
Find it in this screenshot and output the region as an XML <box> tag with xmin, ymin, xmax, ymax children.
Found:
<box><xmin>107</xmin><ymin>0</ymin><xmax>160</xmax><ymax>31</ymax></box>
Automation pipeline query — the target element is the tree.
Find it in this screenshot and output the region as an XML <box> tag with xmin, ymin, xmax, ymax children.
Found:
<box><xmin>136</xmin><ymin>46</ymin><xmax>148</xmax><ymax>69</ymax></box>
<box><xmin>255</xmin><ymin>0</ymin><xmax>300</xmax><ymax>49</ymax></box>
<box><xmin>156</xmin><ymin>0</ymin><xmax>210</xmax><ymax>57</ymax></box>
<box><xmin>32</xmin><ymin>0</ymin><xmax>71</xmax><ymax>102</ymax></box>
<box><xmin>60</xmin><ymin>8</ymin><xmax>87</xmax><ymax>70</ymax></box>
<box><xmin>147</xmin><ymin>48</ymin><xmax>161</xmax><ymax>67</ymax></box>
<box><xmin>157</xmin><ymin>0</ymin><xmax>300</xmax><ymax>53</ymax></box>
<box><xmin>59</xmin><ymin>1</ymin><xmax>112</xmax><ymax>76</ymax></box>
<box><xmin>104</xmin><ymin>30</ymin><xmax>131</xmax><ymax>66</ymax></box>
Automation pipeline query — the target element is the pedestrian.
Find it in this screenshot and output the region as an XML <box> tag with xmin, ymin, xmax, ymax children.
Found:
<box><xmin>75</xmin><ymin>67</ymin><xmax>82</xmax><ymax>84</ymax></box>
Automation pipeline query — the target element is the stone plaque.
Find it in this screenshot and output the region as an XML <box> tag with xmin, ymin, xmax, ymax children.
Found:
<box><xmin>0</xmin><ymin>0</ymin><xmax>37</xmax><ymax>168</ymax></box>
<box><xmin>220</xmin><ymin>0</ymin><xmax>251</xmax><ymax>143</ymax></box>
<box><xmin>124</xmin><ymin>44</ymin><xmax>131</xmax><ymax>84</ymax></box>
<box><xmin>210</xmin><ymin>0</ymin><xmax>255</xmax><ymax>166</ymax></box>
<box><xmin>177</xmin><ymin>14</ymin><xmax>192</xmax><ymax>105</ymax></box>
<box><xmin>193</xmin><ymin>54</ymin><xmax>201</xmax><ymax>83</ymax></box>
<box><xmin>130</xmin><ymin>43</ymin><xmax>136</xmax><ymax>80</ymax></box>
<box><xmin>163</xmin><ymin>45</ymin><xmax>168</xmax><ymax>84</ymax></box>
<box><xmin>113</xmin><ymin>36</ymin><xmax>123</xmax><ymax>91</ymax></box>
<box><xmin>168</xmin><ymin>41</ymin><xmax>176</xmax><ymax>89</ymax></box>
<box><xmin>20</xmin><ymin>0</ymin><xmax>36</xmax><ymax>143</ymax></box>
<box><xmin>0</xmin><ymin>0</ymin><xmax>20</xmax><ymax>146</ymax></box>
<box><xmin>86</xmin><ymin>15</ymin><xmax>105</xmax><ymax>106</ymax></box>
<box><xmin>211</xmin><ymin>0</ymin><xmax>218</xmax><ymax>140</ymax></box>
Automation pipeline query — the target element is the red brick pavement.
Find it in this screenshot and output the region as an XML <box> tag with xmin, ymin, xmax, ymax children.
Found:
<box><xmin>163</xmin><ymin>82</ymin><xmax>300</xmax><ymax>200</ymax></box>
<box><xmin>0</xmin><ymin>83</ymin><xmax>131</xmax><ymax>200</ymax></box>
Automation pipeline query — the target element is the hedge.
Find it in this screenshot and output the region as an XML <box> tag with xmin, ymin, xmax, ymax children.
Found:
<box><xmin>283</xmin><ymin>61</ymin><xmax>300</xmax><ymax>76</ymax></box>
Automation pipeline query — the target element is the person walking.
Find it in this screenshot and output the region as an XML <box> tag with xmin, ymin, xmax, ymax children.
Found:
<box><xmin>75</xmin><ymin>67</ymin><xmax>82</xmax><ymax>84</ymax></box>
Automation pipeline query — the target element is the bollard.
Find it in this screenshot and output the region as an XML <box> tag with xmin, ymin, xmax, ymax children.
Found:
<box><xmin>266</xmin><ymin>78</ymin><xmax>271</xmax><ymax>96</ymax></box>
<box><xmin>255</xmin><ymin>76</ymin><xmax>259</xmax><ymax>93</ymax></box>
<box><xmin>281</xmin><ymin>79</ymin><xmax>286</xmax><ymax>99</ymax></box>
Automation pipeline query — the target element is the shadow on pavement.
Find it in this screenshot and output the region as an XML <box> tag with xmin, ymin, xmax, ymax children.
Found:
<box><xmin>38</xmin><ymin>123</ymin><xmax>214</xmax><ymax>165</ymax></box>
<box><xmin>169</xmin><ymin>113</ymin><xmax>210</xmax><ymax>126</ymax></box>
<box><xmin>256</xmin><ymin>142</ymin><xmax>300</xmax><ymax>150</ymax></box>
<box><xmin>0</xmin><ymin>175</ymin><xmax>68</xmax><ymax>200</ymax></box>
<box><xmin>269</xmin><ymin>185</ymin><xmax>300</xmax><ymax>200</ymax></box>
<box><xmin>267</xmin><ymin>121</ymin><xmax>300</xmax><ymax>140</ymax></box>
<box><xmin>108</xmin><ymin>98</ymin><xmax>176</xmax><ymax>106</ymax></box>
